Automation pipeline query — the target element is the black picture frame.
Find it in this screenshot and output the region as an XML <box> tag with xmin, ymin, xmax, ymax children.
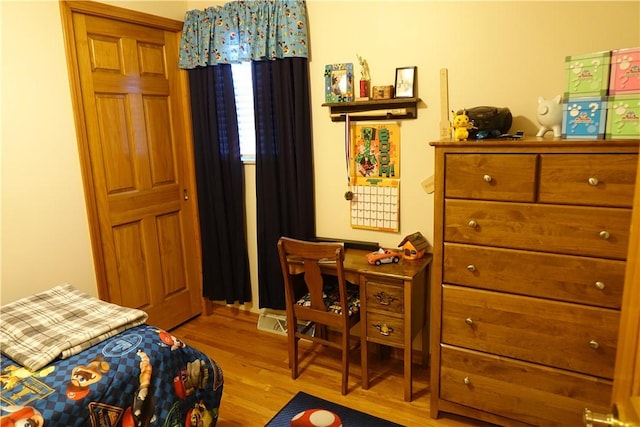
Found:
<box><xmin>394</xmin><ymin>66</ymin><xmax>416</xmax><ymax>98</ymax></box>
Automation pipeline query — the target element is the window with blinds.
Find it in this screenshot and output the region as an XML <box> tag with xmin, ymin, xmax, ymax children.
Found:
<box><xmin>231</xmin><ymin>62</ymin><xmax>256</xmax><ymax>162</ymax></box>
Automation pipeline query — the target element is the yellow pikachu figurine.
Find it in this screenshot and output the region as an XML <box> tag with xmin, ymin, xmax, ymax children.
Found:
<box><xmin>452</xmin><ymin>109</ymin><xmax>472</xmax><ymax>141</ymax></box>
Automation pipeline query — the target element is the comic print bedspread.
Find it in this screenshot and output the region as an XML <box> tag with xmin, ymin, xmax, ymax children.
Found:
<box><xmin>0</xmin><ymin>325</ymin><xmax>224</xmax><ymax>427</ymax></box>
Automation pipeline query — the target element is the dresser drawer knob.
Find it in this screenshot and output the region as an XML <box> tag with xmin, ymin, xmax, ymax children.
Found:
<box><xmin>465</xmin><ymin>317</ymin><xmax>474</xmax><ymax>326</ymax></box>
<box><xmin>595</xmin><ymin>281</ymin><xmax>606</xmax><ymax>290</ymax></box>
<box><xmin>374</xmin><ymin>291</ymin><xmax>397</xmax><ymax>306</ymax></box>
<box><xmin>467</xmin><ymin>219</ymin><xmax>478</xmax><ymax>229</ymax></box>
<box><xmin>482</xmin><ymin>174</ymin><xmax>493</xmax><ymax>183</ymax></box>
<box><xmin>588</xmin><ymin>177</ymin><xmax>599</xmax><ymax>186</ymax></box>
<box><xmin>599</xmin><ymin>230</ymin><xmax>611</xmax><ymax>240</ymax></box>
<box><xmin>466</xmin><ymin>264</ymin><xmax>476</xmax><ymax>272</ymax></box>
<box><xmin>589</xmin><ymin>340</ymin><xmax>599</xmax><ymax>349</ymax></box>
<box><xmin>463</xmin><ymin>377</ymin><xmax>472</xmax><ymax>385</ymax></box>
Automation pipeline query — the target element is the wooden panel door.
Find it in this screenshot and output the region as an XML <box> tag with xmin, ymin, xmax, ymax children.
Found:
<box><xmin>60</xmin><ymin>1</ymin><xmax>201</xmax><ymax>330</ymax></box>
<box><xmin>608</xmin><ymin>153</ymin><xmax>640</xmax><ymax>426</ymax></box>
<box><xmin>583</xmin><ymin>154</ymin><xmax>639</xmax><ymax>426</ymax></box>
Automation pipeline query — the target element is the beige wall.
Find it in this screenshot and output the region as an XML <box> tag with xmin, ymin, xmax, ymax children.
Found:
<box><xmin>2</xmin><ymin>1</ymin><xmax>638</xmax><ymax>309</ymax></box>
<box><xmin>0</xmin><ymin>0</ymin><xmax>187</xmax><ymax>304</ymax></box>
<box><xmin>2</xmin><ymin>0</ymin><xmax>96</xmax><ymax>303</ymax></box>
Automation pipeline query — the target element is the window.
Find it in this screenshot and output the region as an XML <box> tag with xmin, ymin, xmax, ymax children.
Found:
<box><xmin>231</xmin><ymin>62</ymin><xmax>256</xmax><ymax>162</ymax></box>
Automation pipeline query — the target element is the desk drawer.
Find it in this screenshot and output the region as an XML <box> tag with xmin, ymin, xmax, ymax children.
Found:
<box><xmin>364</xmin><ymin>277</ymin><xmax>404</xmax><ymax>315</ymax></box>
<box><xmin>366</xmin><ymin>312</ymin><xmax>404</xmax><ymax>347</ymax></box>
<box><xmin>440</xmin><ymin>345</ymin><xmax>612</xmax><ymax>427</ymax></box>
<box><xmin>442</xmin><ymin>285</ymin><xmax>619</xmax><ymax>378</ymax></box>
<box><xmin>443</xmin><ymin>243</ymin><xmax>625</xmax><ymax>308</ymax></box>
<box><xmin>444</xmin><ymin>199</ymin><xmax>632</xmax><ymax>259</ymax></box>
<box><xmin>539</xmin><ymin>153</ymin><xmax>637</xmax><ymax>207</ymax></box>
<box><xmin>445</xmin><ymin>153</ymin><xmax>537</xmax><ymax>202</ymax></box>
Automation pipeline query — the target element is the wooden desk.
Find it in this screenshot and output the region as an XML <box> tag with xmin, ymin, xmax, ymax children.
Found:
<box><xmin>319</xmin><ymin>248</ymin><xmax>432</xmax><ymax>401</ymax></box>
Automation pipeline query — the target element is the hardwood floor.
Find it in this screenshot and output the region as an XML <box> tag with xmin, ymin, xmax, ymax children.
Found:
<box><xmin>172</xmin><ymin>305</ymin><xmax>492</xmax><ymax>427</ymax></box>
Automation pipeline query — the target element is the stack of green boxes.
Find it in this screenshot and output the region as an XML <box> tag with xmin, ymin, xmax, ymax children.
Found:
<box><xmin>562</xmin><ymin>48</ymin><xmax>639</xmax><ymax>140</ymax></box>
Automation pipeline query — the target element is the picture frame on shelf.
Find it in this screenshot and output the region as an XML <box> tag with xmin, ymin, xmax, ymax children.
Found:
<box><xmin>325</xmin><ymin>63</ymin><xmax>354</xmax><ymax>103</ymax></box>
<box><xmin>394</xmin><ymin>66</ymin><xmax>416</xmax><ymax>98</ymax></box>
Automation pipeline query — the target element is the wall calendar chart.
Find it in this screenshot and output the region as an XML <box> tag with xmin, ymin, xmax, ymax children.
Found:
<box><xmin>349</xmin><ymin>123</ymin><xmax>400</xmax><ymax>232</ymax></box>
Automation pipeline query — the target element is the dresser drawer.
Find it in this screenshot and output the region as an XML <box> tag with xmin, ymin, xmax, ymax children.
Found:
<box><xmin>444</xmin><ymin>199</ymin><xmax>632</xmax><ymax>259</ymax></box>
<box><xmin>445</xmin><ymin>153</ymin><xmax>537</xmax><ymax>201</ymax></box>
<box><xmin>364</xmin><ymin>277</ymin><xmax>404</xmax><ymax>315</ymax></box>
<box><xmin>443</xmin><ymin>243</ymin><xmax>625</xmax><ymax>308</ymax></box>
<box><xmin>366</xmin><ymin>312</ymin><xmax>404</xmax><ymax>347</ymax></box>
<box><xmin>440</xmin><ymin>345</ymin><xmax>612</xmax><ymax>427</ymax></box>
<box><xmin>441</xmin><ymin>285</ymin><xmax>619</xmax><ymax>378</ymax></box>
<box><xmin>539</xmin><ymin>153</ymin><xmax>638</xmax><ymax>207</ymax></box>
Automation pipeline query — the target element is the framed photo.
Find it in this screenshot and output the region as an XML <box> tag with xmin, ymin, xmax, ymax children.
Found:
<box><xmin>325</xmin><ymin>63</ymin><xmax>354</xmax><ymax>103</ymax></box>
<box><xmin>394</xmin><ymin>66</ymin><xmax>416</xmax><ymax>98</ymax></box>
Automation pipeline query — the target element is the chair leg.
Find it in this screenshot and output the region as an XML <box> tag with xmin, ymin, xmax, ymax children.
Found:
<box><xmin>341</xmin><ymin>331</ymin><xmax>349</xmax><ymax>395</ymax></box>
<box><xmin>288</xmin><ymin>327</ymin><xmax>298</xmax><ymax>380</ymax></box>
<box><xmin>292</xmin><ymin>337</ymin><xmax>299</xmax><ymax>380</ymax></box>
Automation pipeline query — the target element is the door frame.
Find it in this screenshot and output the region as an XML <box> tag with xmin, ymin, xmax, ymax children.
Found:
<box><xmin>59</xmin><ymin>0</ymin><xmax>201</xmax><ymax>301</ymax></box>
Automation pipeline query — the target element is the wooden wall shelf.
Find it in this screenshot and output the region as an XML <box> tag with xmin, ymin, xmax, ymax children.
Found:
<box><xmin>322</xmin><ymin>98</ymin><xmax>420</xmax><ymax>122</ymax></box>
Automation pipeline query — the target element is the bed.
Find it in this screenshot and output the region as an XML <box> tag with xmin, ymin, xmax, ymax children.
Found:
<box><xmin>0</xmin><ymin>284</ymin><xmax>223</xmax><ymax>427</ymax></box>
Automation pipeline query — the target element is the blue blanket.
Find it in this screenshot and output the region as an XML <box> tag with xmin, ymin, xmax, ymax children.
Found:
<box><xmin>0</xmin><ymin>325</ymin><xmax>223</xmax><ymax>426</ymax></box>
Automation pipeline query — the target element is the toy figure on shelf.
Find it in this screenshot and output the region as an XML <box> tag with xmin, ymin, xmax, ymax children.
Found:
<box><xmin>451</xmin><ymin>109</ymin><xmax>473</xmax><ymax>141</ymax></box>
<box><xmin>357</xmin><ymin>54</ymin><xmax>371</xmax><ymax>99</ymax></box>
<box><xmin>357</xmin><ymin>54</ymin><xmax>370</xmax><ymax>81</ymax></box>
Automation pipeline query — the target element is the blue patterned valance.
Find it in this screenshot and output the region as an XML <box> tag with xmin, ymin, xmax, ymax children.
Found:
<box><xmin>178</xmin><ymin>0</ymin><xmax>308</xmax><ymax>69</ymax></box>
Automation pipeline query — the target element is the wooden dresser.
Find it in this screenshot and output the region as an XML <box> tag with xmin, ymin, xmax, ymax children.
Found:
<box><xmin>429</xmin><ymin>139</ymin><xmax>639</xmax><ymax>426</ymax></box>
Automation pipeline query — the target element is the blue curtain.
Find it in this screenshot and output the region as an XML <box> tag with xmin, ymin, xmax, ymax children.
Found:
<box><xmin>253</xmin><ymin>58</ymin><xmax>315</xmax><ymax>310</ymax></box>
<box><xmin>179</xmin><ymin>0</ymin><xmax>308</xmax><ymax>68</ymax></box>
<box><xmin>179</xmin><ymin>0</ymin><xmax>314</xmax><ymax>309</ymax></box>
<box><xmin>188</xmin><ymin>65</ymin><xmax>252</xmax><ymax>305</ymax></box>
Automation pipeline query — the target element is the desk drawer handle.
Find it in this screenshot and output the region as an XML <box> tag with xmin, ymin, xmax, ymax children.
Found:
<box><xmin>599</xmin><ymin>230</ymin><xmax>610</xmax><ymax>240</ymax></box>
<box><xmin>463</xmin><ymin>377</ymin><xmax>472</xmax><ymax>385</ymax></box>
<box><xmin>467</xmin><ymin>264</ymin><xmax>476</xmax><ymax>272</ymax></box>
<box><xmin>374</xmin><ymin>291</ymin><xmax>397</xmax><ymax>306</ymax></box>
<box><xmin>465</xmin><ymin>317</ymin><xmax>474</xmax><ymax>326</ymax></box>
<box><xmin>595</xmin><ymin>281</ymin><xmax>605</xmax><ymax>290</ymax></box>
<box><xmin>589</xmin><ymin>340</ymin><xmax>599</xmax><ymax>349</ymax></box>
<box><xmin>483</xmin><ymin>174</ymin><xmax>493</xmax><ymax>183</ymax></box>
<box><xmin>373</xmin><ymin>322</ymin><xmax>394</xmax><ymax>336</ymax></box>
<box><xmin>468</xmin><ymin>219</ymin><xmax>478</xmax><ymax>229</ymax></box>
<box><xmin>588</xmin><ymin>177</ymin><xmax>599</xmax><ymax>186</ymax></box>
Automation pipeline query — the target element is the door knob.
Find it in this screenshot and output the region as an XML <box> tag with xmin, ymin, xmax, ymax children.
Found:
<box><xmin>583</xmin><ymin>408</ymin><xmax>632</xmax><ymax>426</ymax></box>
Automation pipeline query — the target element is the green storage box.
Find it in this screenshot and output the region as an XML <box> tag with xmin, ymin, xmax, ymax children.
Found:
<box><xmin>606</xmin><ymin>94</ymin><xmax>640</xmax><ymax>139</ymax></box>
<box><xmin>564</xmin><ymin>51</ymin><xmax>611</xmax><ymax>98</ymax></box>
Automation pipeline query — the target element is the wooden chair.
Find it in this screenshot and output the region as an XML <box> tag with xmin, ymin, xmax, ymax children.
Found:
<box><xmin>277</xmin><ymin>237</ymin><xmax>361</xmax><ymax>395</ymax></box>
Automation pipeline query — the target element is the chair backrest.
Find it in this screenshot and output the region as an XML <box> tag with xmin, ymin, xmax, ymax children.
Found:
<box><xmin>277</xmin><ymin>237</ymin><xmax>348</xmax><ymax>319</ymax></box>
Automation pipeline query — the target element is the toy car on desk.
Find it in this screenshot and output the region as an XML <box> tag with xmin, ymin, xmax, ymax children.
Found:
<box><xmin>366</xmin><ymin>248</ymin><xmax>401</xmax><ymax>265</ymax></box>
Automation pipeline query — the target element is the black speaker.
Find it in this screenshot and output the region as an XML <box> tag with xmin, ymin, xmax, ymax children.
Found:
<box><xmin>457</xmin><ymin>106</ymin><xmax>512</xmax><ymax>139</ymax></box>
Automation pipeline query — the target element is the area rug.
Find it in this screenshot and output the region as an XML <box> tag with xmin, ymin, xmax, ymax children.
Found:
<box><xmin>265</xmin><ymin>391</ymin><xmax>404</xmax><ymax>426</ymax></box>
